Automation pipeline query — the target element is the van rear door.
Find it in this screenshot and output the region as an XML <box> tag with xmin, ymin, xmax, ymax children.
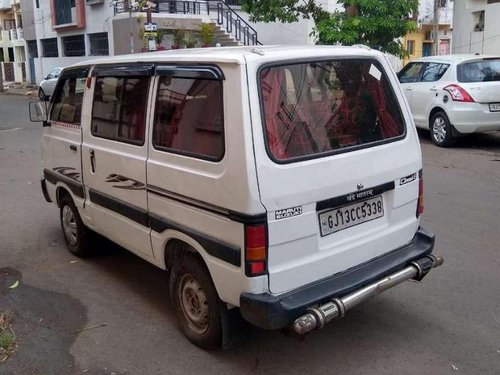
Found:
<box><xmin>252</xmin><ymin>58</ymin><xmax>423</xmax><ymax>294</ymax></box>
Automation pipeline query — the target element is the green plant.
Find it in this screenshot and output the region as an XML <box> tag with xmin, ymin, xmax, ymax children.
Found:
<box><xmin>184</xmin><ymin>31</ymin><xmax>197</xmax><ymax>48</ymax></box>
<box><xmin>241</xmin><ymin>0</ymin><xmax>418</xmax><ymax>57</ymax></box>
<box><xmin>155</xmin><ymin>29</ymin><xmax>167</xmax><ymax>45</ymax></box>
<box><xmin>199</xmin><ymin>23</ymin><xmax>215</xmax><ymax>46</ymax></box>
<box><xmin>173</xmin><ymin>29</ymin><xmax>184</xmax><ymax>47</ymax></box>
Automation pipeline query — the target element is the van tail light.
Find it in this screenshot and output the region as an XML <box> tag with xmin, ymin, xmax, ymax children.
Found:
<box><xmin>443</xmin><ymin>84</ymin><xmax>475</xmax><ymax>102</ymax></box>
<box><xmin>245</xmin><ymin>224</ymin><xmax>267</xmax><ymax>277</ymax></box>
<box><xmin>417</xmin><ymin>170</ymin><xmax>424</xmax><ymax>218</ymax></box>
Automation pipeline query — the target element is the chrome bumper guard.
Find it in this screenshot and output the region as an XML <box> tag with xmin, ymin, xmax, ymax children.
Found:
<box><xmin>292</xmin><ymin>254</ymin><xmax>444</xmax><ymax>335</ymax></box>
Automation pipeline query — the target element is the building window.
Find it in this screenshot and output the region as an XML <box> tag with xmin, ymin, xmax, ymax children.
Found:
<box><xmin>62</xmin><ymin>35</ymin><xmax>85</xmax><ymax>57</ymax></box>
<box><xmin>406</xmin><ymin>40</ymin><xmax>415</xmax><ymax>55</ymax></box>
<box><xmin>54</xmin><ymin>0</ymin><xmax>75</xmax><ymax>25</ymax></box>
<box><xmin>91</xmin><ymin>76</ymin><xmax>150</xmax><ymax>145</ymax></box>
<box><xmin>473</xmin><ymin>10</ymin><xmax>485</xmax><ymax>32</ymax></box>
<box><xmin>41</xmin><ymin>38</ymin><xmax>58</xmax><ymax>57</ymax></box>
<box><xmin>153</xmin><ymin>77</ymin><xmax>225</xmax><ymax>161</ymax></box>
<box><xmin>27</xmin><ymin>40</ymin><xmax>39</xmax><ymax>58</ymax></box>
<box><xmin>3</xmin><ymin>19</ymin><xmax>15</xmax><ymax>30</ymax></box>
<box><xmin>89</xmin><ymin>33</ymin><xmax>109</xmax><ymax>56</ymax></box>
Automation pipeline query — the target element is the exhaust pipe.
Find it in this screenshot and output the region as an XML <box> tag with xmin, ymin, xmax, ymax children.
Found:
<box><xmin>292</xmin><ymin>255</ymin><xmax>444</xmax><ymax>335</ymax></box>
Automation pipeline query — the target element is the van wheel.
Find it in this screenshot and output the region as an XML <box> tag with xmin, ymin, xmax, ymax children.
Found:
<box><xmin>430</xmin><ymin>111</ymin><xmax>456</xmax><ymax>147</ymax></box>
<box><xmin>172</xmin><ymin>255</ymin><xmax>222</xmax><ymax>350</ymax></box>
<box><xmin>59</xmin><ymin>195</ymin><xmax>92</xmax><ymax>257</ymax></box>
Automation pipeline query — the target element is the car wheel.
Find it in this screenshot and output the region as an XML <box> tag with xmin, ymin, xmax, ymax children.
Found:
<box><xmin>38</xmin><ymin>88</ymin><xmax>47</xmax><ymax>101</ymax></box>
<box><xmin>430</xmin><ymin>111</ymin><xmax>457</xmax><ymax>147</ymax></box>
<box><xmin>59</xmin><ymin>195</ymin><xmax>92</xmax><ymax>257</ymax></box>
<box><xmin>172</xmin><ymin>255</ymin><xmax>223</xmax><ymax>350</ymax></box>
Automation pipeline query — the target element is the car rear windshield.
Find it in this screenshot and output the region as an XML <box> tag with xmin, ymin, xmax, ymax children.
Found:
<box><xmin>259</xmin><ymin>59</ymin><xmax>405</xmax><ymax>162</ymax></box>
<box><xmin>457</xmin><ymin>59</ymin><xmax>500</xmax><ymax>82</ymax></box>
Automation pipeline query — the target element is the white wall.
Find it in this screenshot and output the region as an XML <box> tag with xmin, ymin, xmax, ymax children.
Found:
<box><xmin>453</xmin><ymin>0</ymin><xmax>500</xmax><ymax>54</ymax></box>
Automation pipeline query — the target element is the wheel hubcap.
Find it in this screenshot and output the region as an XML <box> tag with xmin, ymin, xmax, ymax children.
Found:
<box><xmin>178</xmin><ymin>273</ymin><xmax>209</xmax><ymax>334</ymax></box>
<box><xmin>62</xmin><ymin>205</ymin><xmax>78</xmax><ymax>246</ymax></box>
<box><xmin>432</xmin><ymin>117</ymin><xmax>446</xmax><ymax>143</ymax></box>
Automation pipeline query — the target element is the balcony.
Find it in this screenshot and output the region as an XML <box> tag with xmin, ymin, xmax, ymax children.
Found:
<box><xmin>9</xmin><ymin>29</ymin><xmax>17</xmax><ymax>40</ymax></box>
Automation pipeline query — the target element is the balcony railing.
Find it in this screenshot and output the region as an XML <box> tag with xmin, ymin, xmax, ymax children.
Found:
<box><xmin>9</xmin><ymin>29</ymin><xmax>17</xmax><ymax>40</ymax></box>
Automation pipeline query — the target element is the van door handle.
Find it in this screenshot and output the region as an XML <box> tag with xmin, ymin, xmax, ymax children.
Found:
<box><xmin>69</xmin><ymin>144</ymin><xmax>77</xmax><ymax>151</ymax></box>
<box><xmin>89</xmin><ymin>149</ymin><xmax>96</xmax><ymax>173</ymax></box>
<box><xmin>430</xmin><ymin>87</ymin><xmax>438</xmax><ymax>91</ymax></box>
<box><xmin>405</xmin><ymin>87</ymin><xmax>412</xmax><ymax>91</ymax></box>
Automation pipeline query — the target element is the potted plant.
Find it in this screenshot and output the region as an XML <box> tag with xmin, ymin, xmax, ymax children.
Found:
<box><xmin>199</xmin><ymin>23</ymin><xmax>215</xmax><ymax>47</ymax></box>
<box><xmin>172</xmin><ymin>29</ymin><xmax>184</xmax><ymax>49</ymax></box>
<box><xmin>155</xmin><ymin>29</ymin><xmax>167</xmax><ymax>50</ymax></box>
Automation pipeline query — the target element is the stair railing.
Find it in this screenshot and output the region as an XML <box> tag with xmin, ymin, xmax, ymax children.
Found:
<box><xmin>213</xmin><ymin>1</ymin><xmax>261</xmax><ymax>46</ymax></box>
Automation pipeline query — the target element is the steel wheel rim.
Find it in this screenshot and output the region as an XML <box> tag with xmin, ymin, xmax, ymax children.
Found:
<box><xmin>62</xmin><ymin>205</ymin><xmax>78</xmax><ymax>246</ymax></box>
<box><xmin>433</xmin><ymin>117</ymin><xmax>446</xmax><ymax>143</ymax></box>
<box><xmin>178</xmin><ymin>273</ymin><xmax>209</xmax><ymax>335</ymax></box>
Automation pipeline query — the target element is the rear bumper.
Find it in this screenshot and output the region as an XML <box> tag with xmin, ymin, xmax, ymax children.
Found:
<box><xmin>446</xmin><ymin>103</ymin><xmax>500</xmax><ymax>134</ymax></box>
<box><xmin>240</xmin><ymin>227</ymin><xmax>436</xmax><ymax>330</ymax></box>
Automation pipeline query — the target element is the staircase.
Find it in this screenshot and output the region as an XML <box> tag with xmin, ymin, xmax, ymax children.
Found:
<box><xmin>210</xmin><ymin>22</ymin><xmax>241</xmax><ymax>46</ymax></box>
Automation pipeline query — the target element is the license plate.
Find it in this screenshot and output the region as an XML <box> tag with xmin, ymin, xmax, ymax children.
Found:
<box><xmin>489</xmin><ymin>103</ymin><xmax>500</xmax><ymax>112</ymax></box>
<box><xmin>319</xmin><ymin>195</ymin><xmax>384</xmax><ymax>236</ymax></box>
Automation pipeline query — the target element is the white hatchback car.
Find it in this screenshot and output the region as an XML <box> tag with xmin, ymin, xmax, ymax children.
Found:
<box><xmin>38</xmin><ymin>67</ymin><xmax>63</xmax><ymax>101</ymax></box>
<box><xmin>398</xmin><ymin>55</ymin><xmax>500</xmax><ymax>147</ymax></box>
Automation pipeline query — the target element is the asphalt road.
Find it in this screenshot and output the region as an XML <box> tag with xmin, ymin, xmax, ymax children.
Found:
<box><xmin>0</xmin><ymin>94</ymin><xmax>499</xmax><ymax>375</ymax></box>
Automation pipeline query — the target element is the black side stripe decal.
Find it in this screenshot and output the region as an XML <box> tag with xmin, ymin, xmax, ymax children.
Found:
<box><xmin>149</xmin><ymin>214</ymin><xmax>241</xmax><ymax>267</ymax></box>
<box><xmin>146</xmin><ymin>184</ymin><xmax>267</xmax><ymax>224</ymax></box>
<box><xmin>89</xmin><ymin>189</ymin><xmax>149</xmax><ymax>227</ymax></box>
<box><xmin>44</xmin><ymin>169</ymin><xmax>84</xmax><ymax>198</ymax></box>
<box><xmin>89</xmin><ymin>189</ymin><xmax>241</xmax><ymax>267</ymax></box>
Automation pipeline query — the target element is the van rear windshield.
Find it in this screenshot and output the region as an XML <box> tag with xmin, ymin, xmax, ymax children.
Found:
<box><xmin>457</xmin><ymin>59</ymin><xmax>500</xmax><ymax>82</ymax></box>
<box><xmin>259</xmin><ymin>59</ymin><xmax>405</xmax><ymax>162</ymax></box>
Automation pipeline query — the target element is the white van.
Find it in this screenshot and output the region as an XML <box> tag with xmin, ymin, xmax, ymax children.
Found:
<box><xmin>31</xmin><ymin>46</ymin><xmax>442</xmax><ymax>349</ymax></box>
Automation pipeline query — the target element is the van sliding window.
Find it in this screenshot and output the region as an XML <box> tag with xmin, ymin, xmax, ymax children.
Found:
<box><xmin>91</xmin><ymin>76</ymin><xmax>150</xmax><ymax>145</ymax></box>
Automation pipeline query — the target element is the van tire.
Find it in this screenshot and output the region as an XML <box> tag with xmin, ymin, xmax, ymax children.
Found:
<box><xmin>430</xmin><ymin>111</ymin><xmax>456</xmax><ymax>147</ymax></box>
<box><xmin>172</xmin><ymin>255</ymin><xmax>223</xmax><ymax>350</ymax></box>
<box><xmin>59</xmin><ymin>195</ymin><xmax>92</xmax><ymax>257</ymax></box>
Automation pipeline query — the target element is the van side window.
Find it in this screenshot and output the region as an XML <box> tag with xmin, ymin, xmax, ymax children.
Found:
<box><xmin>91</xmin><ymin>76</ymin><xmax>149</xmax><ymax>145</ymax></box>
<box><xmin>153</xmin><ymin>76</ymin><xmax>224</xmax><ymax>161</ymax></box>
<box><xmin>50</xmin><ymin>76</ymin><xmax>86</xmax><ymax>125</ymax></box>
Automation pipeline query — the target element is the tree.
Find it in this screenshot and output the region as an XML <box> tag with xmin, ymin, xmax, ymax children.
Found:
<box><xmin>241</xmin><ymin>0</ymin><xmax>418</xmax><ymax>57</ymax></box>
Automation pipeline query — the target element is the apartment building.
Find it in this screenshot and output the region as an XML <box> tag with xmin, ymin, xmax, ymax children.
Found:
<box><xmin>0</xmin><ymin>0</ymin><xmax>28</xmax><ymax>83</ymax></box>
<box><xmin>452</xmin><ymin>0</ymin><xmax>500</xmax><ymax>54</ymax></box>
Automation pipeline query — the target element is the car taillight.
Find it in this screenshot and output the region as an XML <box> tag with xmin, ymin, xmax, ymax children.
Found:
<box><xmin>245</xmin><ymin>224</ymin><xmax>267</xmax><ymax>277</ymax></box>
<box><xmin>417</xmin><ymin>170</ymin><xmax>424</xmax><ymax>218</ymax></box>
<box><xmin>444</xmin><ymin>84</ymin><xmax>475</xmax><ymax>102</ymax></box>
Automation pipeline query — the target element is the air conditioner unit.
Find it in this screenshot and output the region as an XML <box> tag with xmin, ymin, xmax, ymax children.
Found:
<box><xmin>87</xmin><ymin>0</ymin><xmax>104</xmax><ymax>5</ymax></box>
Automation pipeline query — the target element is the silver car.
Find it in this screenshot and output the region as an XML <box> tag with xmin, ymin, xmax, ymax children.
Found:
<box><xmin>38</xmin><ymin>67</ymin><xmax>63</xmax><ymax>101</ymax></box>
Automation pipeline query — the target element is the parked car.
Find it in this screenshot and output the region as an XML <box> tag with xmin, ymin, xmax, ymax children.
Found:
<box><xmin>38</xmin><ymin>67</ymin><xmax>63</xmax><ymax>101</ymax></box>
<box><xmin>398</xmin><ymin>55</ymin><xmax>500</xmax><ymax>147</ymax></box>
<box><xmin>29</xmin><ymin>46</ymin><xmax>442</xmax><ymax>349</ymax></box>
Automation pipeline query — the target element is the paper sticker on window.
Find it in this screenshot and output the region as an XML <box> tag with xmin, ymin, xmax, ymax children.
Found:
<box><xmin>369</xmin><ymin>64</ymin><xmax>382</xmax><ymax>81</ymax></box>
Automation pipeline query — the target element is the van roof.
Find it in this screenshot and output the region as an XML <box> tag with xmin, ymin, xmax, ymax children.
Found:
<box><xmin>412</xmin><ymin>54</ymin><xmax>500</xmax><ymax>64</ymax></box>
<box><xmin>69</xmin><ymin>45</ymin><xmax>385</xmax><ymax>68</ymax></box>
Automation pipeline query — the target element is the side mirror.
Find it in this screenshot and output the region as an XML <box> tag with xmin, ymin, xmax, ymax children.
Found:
<box><xmin>44</xmin><ymin>75</ymin><xmax>49</xmax><ymax>80</ymax></box>
<box><xmin>29</xmin><ymin>101</ymin><xmax>48</xmax><ymax>125</ymax></box>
